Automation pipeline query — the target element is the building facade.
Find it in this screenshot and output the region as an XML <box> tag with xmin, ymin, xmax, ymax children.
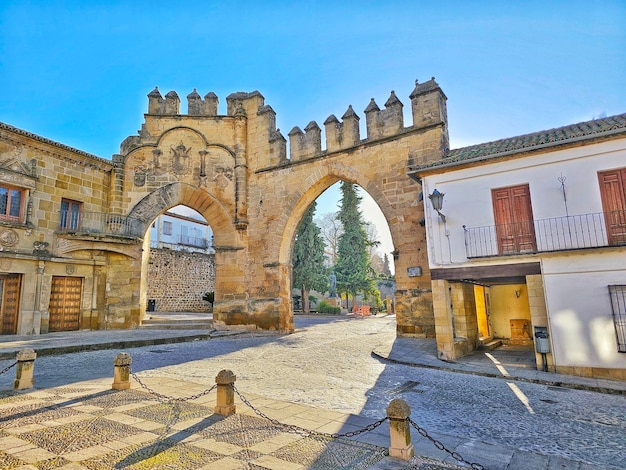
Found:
<box><xmin>410</xmin><ymin>114</ymin><xmax>626</xmax><ymax>380</ymax></box>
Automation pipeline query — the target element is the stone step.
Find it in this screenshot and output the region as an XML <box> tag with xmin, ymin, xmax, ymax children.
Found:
<box><xmin>479</xmin><ymin>338</ymin><xmax>503</xmax><ymax>351</ymax></box>
<box><xmin>140</xmin><ymin>320</ymin><xmax>214</xmax><ymax>330</ymax></box>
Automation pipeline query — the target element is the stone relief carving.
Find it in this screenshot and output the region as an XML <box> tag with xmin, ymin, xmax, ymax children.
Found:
<box><xmin>213</xmin><ymin>167</ymin><xmax>233</xmax><ymax>189</ymax></box>
<box><xmin>0</xmin><ymin>229</ymin><xmax>19</xmax><ymax>247</ymax></box>
<box><xmin>133</xmin><ymin>167</ymin><xmax>147</xmax><ymax>187</ymax></box>
<box><xmin>170</xmin><ymin>142</ymin><xmax>191</xmax><ymax>176</ymax></box>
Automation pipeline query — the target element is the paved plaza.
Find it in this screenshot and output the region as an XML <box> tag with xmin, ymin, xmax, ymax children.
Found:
<box><xmin>0</xmin><ymin>314</ymin><xmax>625</xmax><ymax>469</ymax></box>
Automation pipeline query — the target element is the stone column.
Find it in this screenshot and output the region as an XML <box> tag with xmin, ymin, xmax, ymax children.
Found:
<box><xmin>233</xmin><ymin>108</ymin><xmax>248</xmax><ymax>229</ymax></box>
<box><xmin>214</xmin><ymin>369</ymin><xmax>236</xmax><ymax>416</ymax></box>
<box><xmin>14</xmin><ymin>349</ymin><xmax>37</xmax><ymax>390</ymax></box>
<box><xmin>386</xmin><ymin>398</ymin><xmax>414</xmax><ymax>460</ymax></box>
<box><xmin>112</xmin><ymin>352</ymin><xmax>132</xmax><ymax>390</ymax></box>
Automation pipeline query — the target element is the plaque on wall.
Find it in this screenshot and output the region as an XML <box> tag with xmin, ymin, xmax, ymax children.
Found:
<box><xmin>407</xmin><ymin>266</ymin><xmax>422</xmax><ymax>277</ymax></box>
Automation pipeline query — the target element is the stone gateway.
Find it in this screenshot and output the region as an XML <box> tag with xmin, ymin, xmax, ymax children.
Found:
<box><xmin>0</xmin><ymin>79</ymin><xmax>447</xmax><ymax>337</ymax></box>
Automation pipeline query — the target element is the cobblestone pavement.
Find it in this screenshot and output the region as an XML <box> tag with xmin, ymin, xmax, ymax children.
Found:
<box><xmin>1</xmin><ymin>315</ymin><xmax>625</xmax><ymax>469</ymax></box>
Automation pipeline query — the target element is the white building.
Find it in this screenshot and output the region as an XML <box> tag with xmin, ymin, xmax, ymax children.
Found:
<box><xmin>149</xmin><ymin>207</ymin><xmax>214</xmax><ymax>254</ymax></box>
<box><xmin>410</xmin><ymin>113</ymin><xmax>626</xmax><ymax>380</ymax></box>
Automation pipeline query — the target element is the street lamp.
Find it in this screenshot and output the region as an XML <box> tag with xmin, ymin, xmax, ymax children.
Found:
<box><xmin>428</xmin><ymin>189</ymin><xmax>446</xmax><ymax>222</ymax></box>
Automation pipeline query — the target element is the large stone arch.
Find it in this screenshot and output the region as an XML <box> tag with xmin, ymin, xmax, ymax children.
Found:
<box><xmin>275</xmin><ymin>165</ymin><xmax>398</xmax><ymax>328</ymax></box>
<box><xmin>277</xmin><ymin>163</ymin><xmax>395</xmax><ymax>268</ymax></box>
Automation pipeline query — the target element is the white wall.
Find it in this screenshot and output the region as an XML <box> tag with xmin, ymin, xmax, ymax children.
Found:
<box><xmin>542</xmin><ymin>252</ymin><xmax>626</xmax><ymax>369</ymax></box>
<box><xmin>422</xmin><ymin>138</ymin><xmax>626</xmax><ymax>268</ymax></box>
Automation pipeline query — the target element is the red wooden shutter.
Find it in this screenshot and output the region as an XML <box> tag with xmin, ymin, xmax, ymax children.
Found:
<box><xmin>598</xmin><ymin>169</ymin><xmax>626</xmax><ymax>245</ymax></box>
<box><xmin>492</xmin><ymin>184</ymin><xmax>536</xmax><ymax>254</ymax></box>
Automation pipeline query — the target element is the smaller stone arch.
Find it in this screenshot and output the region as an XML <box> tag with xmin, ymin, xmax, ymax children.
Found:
<box><xmin>127</xmin><ymin>182</ymin><xmax>237</xmax><ymax>247</ymax></box>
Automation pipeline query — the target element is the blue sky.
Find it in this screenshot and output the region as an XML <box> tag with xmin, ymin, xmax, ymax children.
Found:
<box><xmin>1</xmin><ymin>1</ymin><xmax>625</xmax><ymax>267</ymax></box>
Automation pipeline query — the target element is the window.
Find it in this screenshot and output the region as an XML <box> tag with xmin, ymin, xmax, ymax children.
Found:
<box><xmin>598</xmin><ymin>168</ymin><xmax>626</xmax><ymax>245</ymax></box>
<box><xmin>60</xmin><ymin>199</ymin><xmax>82</xmax><ymax>230</ymax></box>
<box><xmin>0</xmin><ymin>185</ymin><xmax>24</xmax><ymax>222</ymax></box>
<box><xmin>608</xmin><ymin>285</ymin><xmax>626</xmax><ymax>353</ymax></box>
<box><xmin>162</xmin><ymin>221</ymin><xmax>173</xmax><ymax>235</ymax></box>
<box><xmin>492</xmin><ymin>184</ymin><xmax>536</xmax><ymax>254</ymax></box>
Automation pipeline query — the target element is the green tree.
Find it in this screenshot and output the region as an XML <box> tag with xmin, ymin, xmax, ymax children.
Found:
<box><xmin>293</xmin><ymin>201</ymin><xmax>328</xmax><ymax>313</ymax></box>
<box><xmin>334</xmin><ymin>182</ymin><xmax>376</xmax><ymax>310</ymax></box>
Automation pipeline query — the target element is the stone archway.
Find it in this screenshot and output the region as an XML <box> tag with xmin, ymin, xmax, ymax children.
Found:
<box><xmin>108</xmin><ymin>80</ymin><xmax>447</xmax><ymax>335</ymax></box>
<box><xmin>127</xmin><ymin>182</ymin><xmax>242</xmax><ymax>322</ymax></box>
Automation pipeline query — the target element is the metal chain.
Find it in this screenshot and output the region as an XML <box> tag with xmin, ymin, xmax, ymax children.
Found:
<box><xmin>234</xmin><ymin>385</ymin><xmax>388</xmax><ymax>439</ymax></box>
<box><xmin>0</xmin><ymin>362</ymin><xmax>17</xmax><ymax>376</ymax></box>
<box><xmin>130</xmin><ymin>370</ymin><xmax>217</xmax><ymax>403</ymax></box>
<box><xmin>408</xmin><ymin>418</ymin><xmax>485</xmax><ymax>470</ymax></box>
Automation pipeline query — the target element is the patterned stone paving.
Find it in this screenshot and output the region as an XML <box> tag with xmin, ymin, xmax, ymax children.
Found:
<box><xmin>0</xmin><ymin>384</ymin><xmax>397</xmax><ymax>469</ymax></box>
<box><xmin>82</xmin><ymin>440</ymin><xmax>223</xmax><ymax>470</ymax></box>
<box><xmin>273</xmin><ymin>435</ymin><xmax>388</xmax><ymax>469</ymax></box>
<box><xmin>125</xmin><ymin>401</ymin><xmax>214</xmax><ymax>425</ymax></box>
<box><xmin>20</xmin><ymin>417</ymin><xmax>144</xmax><ymax>454</ymax></box>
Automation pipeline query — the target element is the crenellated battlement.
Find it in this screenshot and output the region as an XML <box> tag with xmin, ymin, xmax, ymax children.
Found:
<box><xmin>138</xmin><ymin>78</ymin><xmax>447</xmax><ymax>167</ymax></box>
<box><xmin>284</xmin><ymin>77</ymin><xmax>448</xmax><ymax>162</ymax></box>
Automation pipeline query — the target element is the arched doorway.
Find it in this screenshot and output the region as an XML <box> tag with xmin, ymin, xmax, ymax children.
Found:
<box><xmin>144</xmin><ymin>205</ymin><xmax>215</xmax><ymax>314</ymax></box>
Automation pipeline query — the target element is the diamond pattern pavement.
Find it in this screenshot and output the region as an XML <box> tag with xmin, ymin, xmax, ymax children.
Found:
<box><xmin>0</xmin><ymin>378</ymin><xmax>461</xmax><ymax>469</ymax></box>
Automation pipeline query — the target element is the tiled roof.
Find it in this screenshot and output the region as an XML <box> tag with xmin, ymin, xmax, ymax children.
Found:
<box><xmin>412</xmin><ymin>112</ymin><xmax>626</xmax><ymax>173</ymax></box>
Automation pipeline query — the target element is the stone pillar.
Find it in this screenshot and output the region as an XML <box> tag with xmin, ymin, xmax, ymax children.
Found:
<box><xmin>234</xmin><ymin>109</ymin><xmax>248</xmax><ymax>229</ymax></box>
<box><xmin>14</xmin><ymin>349</ymin><xmax>37</xmax><ymax>390</ymax></box>
<box><xmin>214</xmin><ymin>369</ymin><xmax>236</xmax><ymax>416</ymax></box>
<box><xmin>386</xmin><ymin>398</ymin><xmax>414</xmax><ymax>461</ymax></box>
<box><xmin>112</xmin><ymin>352</ymin><xmax>132</xmax><ymax>390</ymax></box>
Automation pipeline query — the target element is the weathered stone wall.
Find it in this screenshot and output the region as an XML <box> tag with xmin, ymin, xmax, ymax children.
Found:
<box><xmin>147</xmin><ymin>248</ymin><xmax>215</xmax><ymax>312</ymax></box>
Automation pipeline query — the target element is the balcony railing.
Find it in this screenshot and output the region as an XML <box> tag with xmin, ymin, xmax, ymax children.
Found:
<box><xmin>180</xmin><ymin>235</ymin><xmax>209</xmax><ymax>249</ymax></box>
<box><xmin>150</xmin><ymin>235</ymin><xmax>211</xmax><ymax>251</ymax></box>
<box><xmin>464</xmin><ymin>210</ymin><xmax>626</xmax><ymax>258</ymax></box>
<box><xmin>58</xmin><ymin>211</ymin><xmax>144</xmax><ymax>238</ymax></box>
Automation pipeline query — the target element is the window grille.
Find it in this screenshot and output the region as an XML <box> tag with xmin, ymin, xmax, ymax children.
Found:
<box><xmin>608</xmin><ymin>285</ymin><xmax>626</xmax><ymax>353</ymax></box>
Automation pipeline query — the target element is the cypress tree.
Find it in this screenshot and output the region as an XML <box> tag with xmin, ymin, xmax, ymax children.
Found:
<box><xmin>293</xmin><ymin>201</ymin><xmax>328</xmax><ymax>313</ymax></box>
<box><xmin>334</xmin><ymin>182</ymin><xmax>376</xmax><ymax>310</ymax></box>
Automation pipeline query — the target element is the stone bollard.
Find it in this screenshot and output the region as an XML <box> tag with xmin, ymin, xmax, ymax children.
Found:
<box><xmin>386</xmin><ymin>398</ymin><xmax>414</xmax><ymax>460</ymax></box>
<box><xmin>112</xmin><ymin>352</ymin><xmax>132</xmax><ymax>390</ymax></box>
<box><xmin>214</xmin><ymin>369</ymin><xmax>236</xmax><ymax>416</ymax></box>
<box><xmin>14</xmin><ymin>349</ymin><xmax>37</xmax><ymax>390</ymax></box>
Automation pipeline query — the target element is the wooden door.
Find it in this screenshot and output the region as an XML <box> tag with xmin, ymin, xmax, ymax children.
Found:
<box><xmin>49</xmin><ymin>277</ymin><xmax>82</xmax><ymax>332</ymax></box>
<box><xmin>0</xmin><ymin>275</ymin><xmax>21</xmax><ymax>335</ymax></box>
<box><xmin>598</xmin><ymin>168</ymin><xmax>626</xmax><ymax>245</ymax></box>
<box><xmin>492</xmin><ymin>184</ymin><xmax>536</xmax><ymax>254</ymax></box>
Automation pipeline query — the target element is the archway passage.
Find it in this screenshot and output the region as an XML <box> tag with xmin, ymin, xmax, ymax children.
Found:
<box><xmin>292</xmin><ymin>182</ymin><xmax>396</xmax><ymax>316</ymax></box>
<box><xmin>111</xmin><ymin>80</ymin><xmax>447</xmax><ymax>334</ymax></box>
<box><xmin>145</xmin><ymin>205</ymin><xmax>215</xmax><ymax>314</ymax></box>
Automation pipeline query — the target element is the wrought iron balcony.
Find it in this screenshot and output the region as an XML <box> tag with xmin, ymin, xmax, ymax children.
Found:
<box><xmin>179</xmin><ymin>234</ymin><xmax>210</xmax><ymax>249</ymax></box>
<box><xmin>57</xmin><ymin>211</ymin><xmax>144</xmax><ymax>238</ymax></box>
<box><xmin>464</xmin><ymin>210</ymin><xmax>626</xmax><ymax>258</ymax></box>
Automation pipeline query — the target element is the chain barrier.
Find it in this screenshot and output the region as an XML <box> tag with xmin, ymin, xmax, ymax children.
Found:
<box><xmin>130</xmin><ymin>368</ymin><xmax>217</xmax><ymax>403</ymax></box>
<box><xmin>127</xmin><ymin>370</ymin><xmax>484</xmax><ymax>470</ymax></box>
<box><xmin>0</xmin><ymin>361</ymin><xmax>17</xmax><ymax>377</ymax></box>
<box><xmin>234</xmin><ymin>385</ymin><xmax>388</xmax><ymax>439</ymax></box>
<box><xmin>408</xmin><ymin>418</ymin><xmax>485</xmax><ymax>470</ymax></box>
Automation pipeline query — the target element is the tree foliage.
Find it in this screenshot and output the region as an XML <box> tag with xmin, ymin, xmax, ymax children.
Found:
<box><xmin>315</xmin><ymin>211</ymin><xmax>343</xmax><ymax>266</ymax></box>
<box><xmin>292</xmin><ymin>201</ymin><xmax>328</xmax><ymax>312</ymax></box>
<box><xmin>334</xmin><ymin>182</ymin><xmax>376</xmax><ymax>309</ymax></box>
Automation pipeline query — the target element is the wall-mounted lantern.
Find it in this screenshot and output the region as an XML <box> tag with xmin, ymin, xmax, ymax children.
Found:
<box><xmin>428</xmin><ymin>189</ymin><xmax>446</xmax><ymax>222</ymax></box>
